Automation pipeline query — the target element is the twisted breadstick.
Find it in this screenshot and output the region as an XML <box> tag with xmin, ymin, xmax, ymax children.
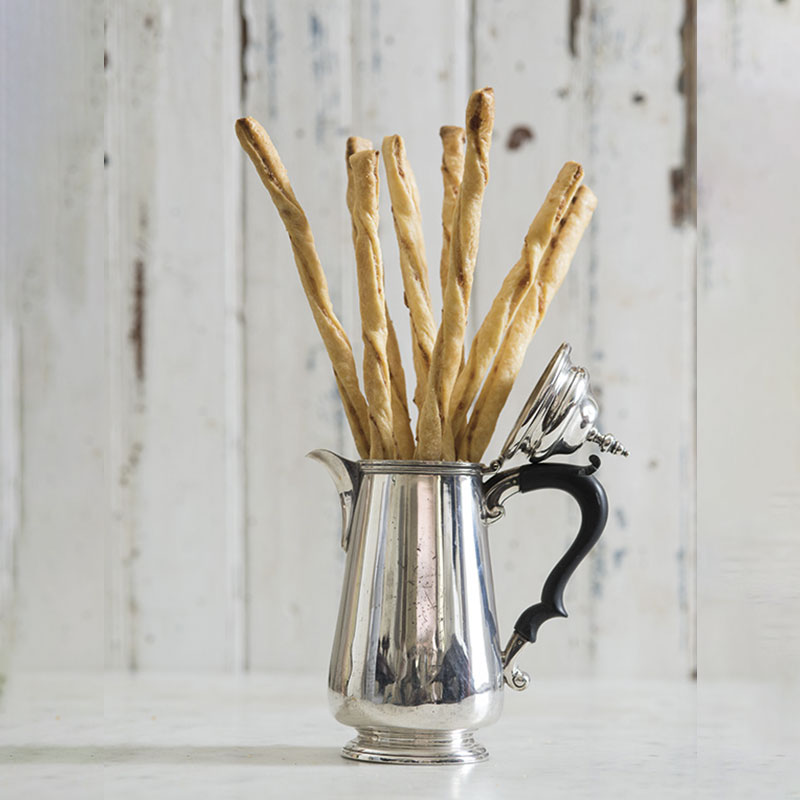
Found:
<box><xmin>235</xmin><ymin>117</ymin><xmax>371</xmax><ymax>457</ymax></box>
<box><xmin>345</xmin><ymin>136</ymin><xmax>373</xmax><ymax>250</ymax></box>
<box><xmin>461</xmin><ymin>185</ymin><xmax>598</xmax><ymax>462</ymax></box>
<box><xmin>416</xmin><ymin>88</ymin><xmax>495</xmax><ymax>460</ymax></box>
<box><xmin>381</xmin><ymin>135</ymin><xmax>437</xmax><ymax>417</ymax></box>
<box><xmin>450</xmin><ymin>161</ymin><xmax>584</xmax><ymax>451</ymax></box>
<box><xmin>350</xmin><ymin>150</ymin><xmax>396</xmax><ymax>458</ymax></box>
<box><xmin>346</xmin><ymin>138</ymin><xmax>414</xmax><ymax>458</ymax></box>
<box><xmin>438</xmin><ymin>126</ymin><xmax>466</xmax><ymax>301</ymax></box>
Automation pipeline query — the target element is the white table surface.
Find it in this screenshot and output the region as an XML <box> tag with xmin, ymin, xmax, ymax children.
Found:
<box><xmin>1</xmin><ymin>672</ymin><xmax>797</xmax><ymax>799</ymax></box>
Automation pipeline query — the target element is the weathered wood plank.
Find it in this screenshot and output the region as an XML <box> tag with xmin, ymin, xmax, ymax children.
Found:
<box><xmin>242</xmin><ymin>0</ymin><xmax>470</xmax><ymax>672</ymax></box>
<box><xmin>473</xmin><ymin>0</ymin><xmax>695</xmax><ymax>678</ymax></box>
<box><xmin>0</xmin><ymin>311</ymin><xmax>20</xmax><ymax>675</ymax></box>
<box><xmin>241</xmin><ymin>0</ymin><xmax>356</xmax><ymax>672</ymax></box>
<box><xmin>2</xmin><ymin>0</ymin><xmax>106</xmax><ymax>668</ymax></box>
<box><xmin>350</xmin><ymin>0</ymin><xmax>470</xmax><ymax>325</ymax></box>
<box><xmin>0</xmin><ymin>2</ymin><xmax>21</xmax><ymax>675</ymax></box>
<box><xmin>106</xmin><ymin>0</ymin><xmax>244</xmax><ymax>669</ymax></box>
<box><xmin>697</xmin><ymin>0</ymin><xmax>800</xmax><ymax>680</ymax></box>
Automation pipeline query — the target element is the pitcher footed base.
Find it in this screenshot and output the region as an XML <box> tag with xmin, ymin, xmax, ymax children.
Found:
<box><xmin>341</xmin><ymin>727</ymin><xmax>488</xmax><ymax>764</ymax></box>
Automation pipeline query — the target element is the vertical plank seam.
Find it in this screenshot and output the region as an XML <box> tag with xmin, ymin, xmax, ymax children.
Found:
<box><xmin>466</xmin><ymin>0</ymin><xmax>478</xmax><ymax>346</ymax></box>
<box><xmin>468</xmin><ymin>0</ymin><xmax>477</xmax><ymax>92</ymax></box>
<box><xmin>684</xmin><ymin>0</ymin><xmax>698</xmax><ymax>680</ymax></box>
<box><xmin>344</xmin><ymin>0</ymin><xmax>356</xmax><ymax>457</ymax></box>
<box><xmin>0</xmin><ymin>0</ymin><xmax>22</xmax><ymax>667</ymax></box>
<box><xmin>104</xmin><ymin>0</ymin><xmax>136</xmax><ymax>671</ymax></box>
<box><xmin>231</xmin><ymin>0</ymin><xmax>249</xmax><ymax>672</ymax></box>
<box><xmin>584</xmin><ymin>0</ymin><xmax>602</xmax><ymax>667</ymax></box>
<box><xmin>350</xmin><ymin>0</ymin><xmax>360</xmax><ymax>138</ymax></box>
<box><xmin>124</xmin><ymin>0</ymin><xmax>142</xmax><ymax>672</ymax></box>
<box><xmin>0</xmin><ymin>320</ymin><xmax>22</xmax><ymax>667</ymax></box>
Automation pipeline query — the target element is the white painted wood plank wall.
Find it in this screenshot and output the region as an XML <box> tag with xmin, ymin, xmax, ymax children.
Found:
<box><xmin>473</xmin><ymin>0</ymin><xmax>696</xmax><ymax>680</ymax></box>
<box><xmin>697</xmin><ymin>0</ymin><xmax>800</xmax><ymax>681</ymax></box>
<box><xmin>2</xmin><ymin>0</ymin><xmax>106</xmax><ymax>669</ymax></box>
<box><xmin>3</xmin><ymin>0</ymin><xmax>695</xmax><ymax>678</ymax></box>
<box><xmin>4</xmin><ymin>1</ymin><xmax>795</xmax><ymax>682</ymax></box>
<box><xmin>105</xmin><ymin>0</ymin><xmax>244</xmax><ymax>670</ymax></box>
<box><xmin>241</xmin><ymin>0</ymin><xmax>356</xmax><ymax>673</ymax></box>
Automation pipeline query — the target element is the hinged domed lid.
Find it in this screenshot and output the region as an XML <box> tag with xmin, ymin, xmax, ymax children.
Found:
<box><xmin>497</xmin><ymin>343</ymin><xmax>628</xmax><ymax>466</ymax></box>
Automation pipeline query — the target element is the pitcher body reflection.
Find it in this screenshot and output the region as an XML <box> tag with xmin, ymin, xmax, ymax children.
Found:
<box><xmin>328</xmin><ymin>462</ymin><xmax>504</xmax><ymax>752</ymax></box>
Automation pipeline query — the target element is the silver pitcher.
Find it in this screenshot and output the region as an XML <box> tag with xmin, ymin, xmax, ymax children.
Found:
<box><xmin>310</xmin><ymin>344</ymin><xmax>627</xmax><ymax>764</ymax></box>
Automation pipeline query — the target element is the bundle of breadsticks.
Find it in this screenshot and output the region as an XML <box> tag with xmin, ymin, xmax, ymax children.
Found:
<box><xmin>236</xmin><ymin>87</ymin><xmax>596</xmax><ymax>463</ymax></box>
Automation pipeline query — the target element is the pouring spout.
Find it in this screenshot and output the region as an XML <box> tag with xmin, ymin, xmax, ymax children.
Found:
<box><xmin>306</xmin><ymin>450</ymin><xmax>361</xmax><ymax>551</ymax></box>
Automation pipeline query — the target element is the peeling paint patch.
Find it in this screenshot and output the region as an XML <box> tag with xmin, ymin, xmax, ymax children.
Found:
<box><xmin>266</xmin><ymin>10</ymin><xmax>280</xmax><ymax>120</ymax></box>
<box><xmin>506</xmin><ymin>125</ymin><xmax>535</xmax><ymax>150</ymax></box>
<box><xmin>590</xmin><ymin>543</ymin><xmax>607</xmax><ymax>598</ymax></box>
<box><xmin>305</xmin><ymin>345</ymin><xmax>320</xmax><ymax>372</ymax></box>
<box><xmin>370</xmin><ymin>0</ymin><xmax>382</xmax><ymax>73</ymax></box>
<box><xmin>119</xmin><ymin>441</ymin><xmax>143</xmax><ymax>487</ymax></box>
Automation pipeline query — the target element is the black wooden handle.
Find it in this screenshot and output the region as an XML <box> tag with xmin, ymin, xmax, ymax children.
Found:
<box><xmin>488</xmin><ymin>456</ymin><xmax>609</xmax><ymax>644</ymax></box>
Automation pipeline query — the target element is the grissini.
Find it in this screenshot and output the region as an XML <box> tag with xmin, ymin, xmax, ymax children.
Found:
<box><xmin>450</xmin><ymin>161</ymin><xmax>584</xmax><ymax>451</ymax></box>
<box><xmin>235</xmin><ymin>116</ymin><xmax>371</xmax><ymax>458</ymax></box>
<box><xmin>416</xmin><ymin>88</ymin><xmax>495</xmax><ymax>460</ymax></box>
<box><xmin>461</xmin><ymin>184</ymin><xmax>598</xmax><ymax>462</ymax></box>
<box><xmin>381</xmin><ymin>135</ymin><xmax>437</xmax><ymax>418</ymax></box>
<box><xmin>383</xmin><ymin>312</ymin><xmax>416</xmax><ymax>458</ymax></box>
<box><xmin>438</xmin><ymin>126</ymin><xmax>466</xmax><ymax>302</ymax></box>
<box><xmin>346</xmin><ymin>137</ymin><xmax>415</xmax><ymax>459</ymax></box>
<box><xmin>345</xmin><ymin>136</ymin><xmax>373</xmax><ymax>250</ymax></box>
<box><xmin>349</xmin><ymin>149</ymin><xmax>396</xmax><ymax>458</ymax></box>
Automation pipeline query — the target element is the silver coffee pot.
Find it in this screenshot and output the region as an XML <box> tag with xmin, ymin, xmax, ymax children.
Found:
<box><xmin>310</xmin><ymin>343</ymin><xmax>627</xmax><ymax>764</ymax></box>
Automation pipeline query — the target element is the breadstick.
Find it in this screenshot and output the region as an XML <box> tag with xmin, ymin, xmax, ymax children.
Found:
<box><xmin>384</xmin><ymin>315</ymin><xmax>415</xmax><ymax>458</ymax></box>
<box><xmin>346</xmin><ymin>136</ymin><xmax>373</xmax><ymax>249</ymax></box>
<box><xmin>381</xmin><ymin>135</ymin><xmax>437</xmax><ymax>416</ymax></box>
<box><xmin>349</xmin><ymin>149</ymin><xmax>396</xmax><ymax>458</ymax></box>
<box><xmin>439</xmin><ymin>126</ymin><xmax>466</xmax><ymax>301</ymax></box>
<box><xmin>235</xmin><ymin>117</ymin><xmax>371</xmax><ymax>458</ymax></box>
<box><xmin>450</xmin><ymin>161</ymin><xmax>584</xmax><ymax>452</ymax></box>
<box><xmin>415</xmin><ymin>88</ymin><xmax>494</xmax><ymax>460</ymax></box>
<box><xmin>346</xmin><ymin>137</ymin><xmax>414</xmax><ymax>459</ymax></box>
<box><xmin>461</xmin><ymin>185</ymin><xmax>598</xmax><ymax>462</ymax></box>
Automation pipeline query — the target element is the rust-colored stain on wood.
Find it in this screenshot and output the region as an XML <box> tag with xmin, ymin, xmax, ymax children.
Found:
<box><xmin>569</xmin><ymin>0</ymin><xmax>582</xmax><ymax>57</ymax></box>
<box><xmin>506</xmin><ymin>124</ymin><xmax>534</xmax><ymax>150</ymax></box>
<box><xmin>130</xmin><ymin>259</ymin><xmax>145</xmax><ymax>381</ymax></box>
<box><xmin>240</xmin><ymin>5</ymin><xmax>249</xmax><ymax>100</ymax></box>
<box><xmin>672</xmin><ymin>0</ymin><xmax>697</xmax><ymax>227</ymax></box>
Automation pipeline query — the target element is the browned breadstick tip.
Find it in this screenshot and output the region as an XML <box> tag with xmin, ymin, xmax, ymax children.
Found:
<box><xmin>416</xmin><ymin>87</ymin><xmax>495</xmax><ymax>460</ymax></box>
